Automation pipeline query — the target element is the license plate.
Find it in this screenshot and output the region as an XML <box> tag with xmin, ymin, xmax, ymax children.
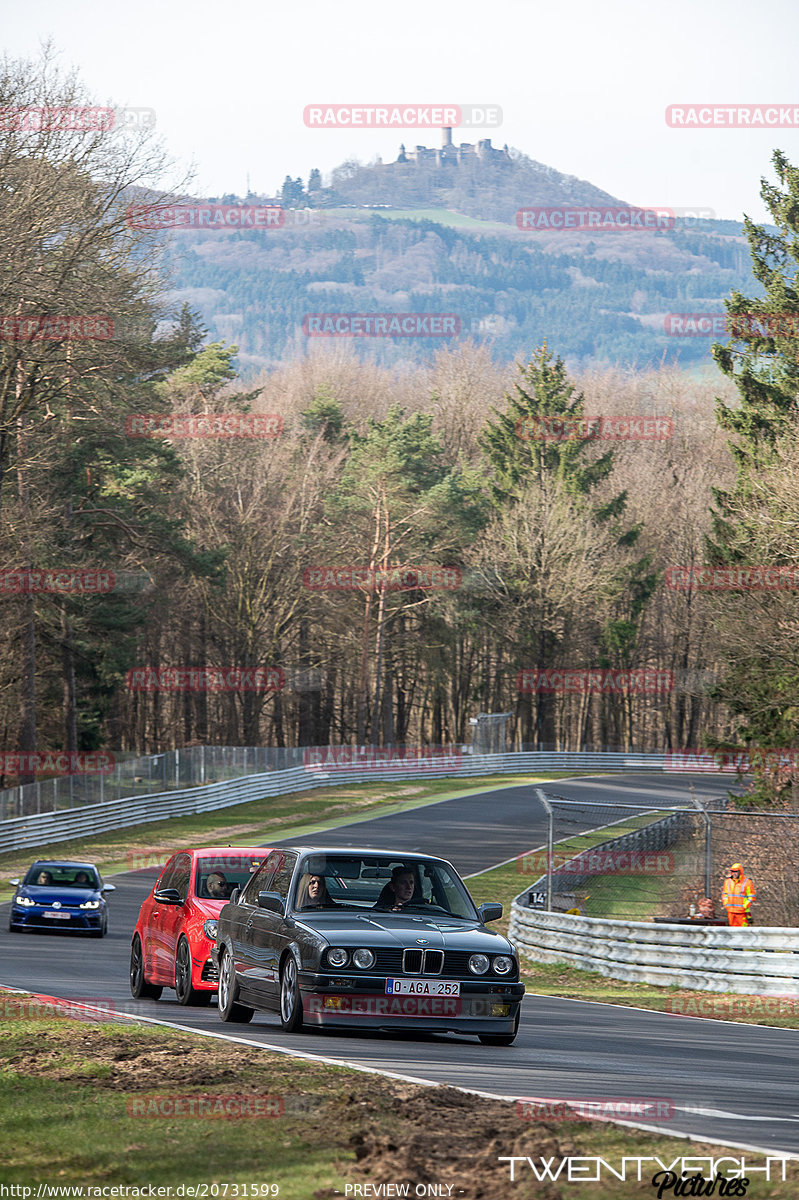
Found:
<box><xmin>43</xmin><ymin>912</ymin><xmax>71</xmax><ymax>920</ymax></box>
<box><xmin>385</xmin><ymin>979</ymin><xmax>460</xmax><ymax>996</ymax></box>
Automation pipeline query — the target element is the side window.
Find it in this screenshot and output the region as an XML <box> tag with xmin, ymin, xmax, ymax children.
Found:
<box><xmin>242</xmin><ymin>852</ymin><xmax>282</xmax><ymax>903</ymax></box>
<box><xmin>170</xmin><ymin>854</ymin><xmax>192</xmax><ymax>902</ymax></box>
<box><xmin>155</xmin><ymin>857</ymin><xmax>178</xmax><ymax>894</ymax></box>
<box><xmin>269</xmin><ymin>854</ymin><xmax>298</xmax><ymax>901</ymax></box>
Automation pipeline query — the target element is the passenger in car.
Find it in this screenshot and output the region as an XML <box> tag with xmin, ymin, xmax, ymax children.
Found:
<box><xmin>373</xmin><ymin>867</ymin><xmax>419</xmax><ymax>911</ymax></box>
<box><xmin>74</xmin><ymin>871</ymin><xmax>92</xmax><ymax>886</ymax></box>
<box><xmin>36</xmin><ymin>870</ymin><xmax>54</xmax><ymax>885</ymax></box>
<box><xmin>296</xmin><ymin>874</ymin><xmax>338</xmax><ymax>909</ymax></box>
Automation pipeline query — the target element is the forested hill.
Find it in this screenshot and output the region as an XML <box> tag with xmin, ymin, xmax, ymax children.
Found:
<box><xmin>162</xmin><ymin>146</ymin><xmax>757</xmax><ymax>376</ymax></box>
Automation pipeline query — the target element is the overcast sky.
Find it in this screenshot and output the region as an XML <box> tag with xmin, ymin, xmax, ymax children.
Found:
<box><xmin>6</xmin><ymin>0</ymin><xmax>799</xmax><ymax>221</ymax></box>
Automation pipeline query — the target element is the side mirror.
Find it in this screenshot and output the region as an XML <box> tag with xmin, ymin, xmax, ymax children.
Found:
<box><xmin>9</xmin><ymin>878</ymin><xmax>19</xmax><ymax>886</ymax></box>
<box><xmin>257</xmin><ymin>890</ymin><xmax>285</xmax><ymax>915</ymax></box>
<box><xmin>230</xmin><ymin>887</ymin><xmax>241</xmax><ymax>904</ymax></box>
<box><xmin>153</xmin><ymin>887</ymin><xmax>182</xmax><ymax>905</ymax></box>
<box><xmin>478</xmin><ymin>902</ymin><xmax>503</xmax><ymax>924</ymax></box>
<box><xmin>101</xmin><ymin>883</ymin><xmax>116</xmax><ymax>893</ymax></box>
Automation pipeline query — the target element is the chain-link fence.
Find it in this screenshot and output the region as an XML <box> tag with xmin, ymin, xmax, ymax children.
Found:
<box><xmin>0</xmin><ymin>745</ymin><xmax>316</xmax><ymax>820</ymax></box>
<box><xmin>516</xmin><ymin>790</ymin><xmax>799</xmax><ymax>927</ymax></box>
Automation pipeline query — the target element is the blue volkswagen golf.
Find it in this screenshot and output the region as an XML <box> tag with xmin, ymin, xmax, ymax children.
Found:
<box><xmin>8</xmin><ymin>860</ymin><xmax>115</xmax><ymax>937</ymax></box>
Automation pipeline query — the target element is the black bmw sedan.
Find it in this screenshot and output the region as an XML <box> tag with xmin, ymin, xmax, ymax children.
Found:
<box><xmin>215</xmin><ymin>846</ymin><xmax>524</xmax><ymax>1044</ymax></box>
<box><xmin>8</xmin><ymin>859</ymin><xmax>115</xmax><ymax>936</ymax></box>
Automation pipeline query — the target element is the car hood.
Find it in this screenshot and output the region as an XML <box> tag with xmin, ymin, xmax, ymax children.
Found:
<box><xmin>294</xmin><ymin>911</ymin><xmax>514</xmax><ymax>953</ymax></box>
<box><xmin>19</xmin><ymin>887</ymin><xmax>100</xmax><ymax>903</ymax></box>
<box><xmin>190</xmin><ymin>897</ymin><xmax>226</xmax><ymax>919</ymax></box>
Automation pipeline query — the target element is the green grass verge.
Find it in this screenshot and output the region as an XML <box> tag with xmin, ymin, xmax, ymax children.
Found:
<box><xmin>0</xmin><ymin>1013</ymin><xmax>791</xmax><ymax>1196</ymax></box>
<box><xmin>0</xmin><ymin>772</ymin><xmax>583</xmax><ymax>891</ymax></box>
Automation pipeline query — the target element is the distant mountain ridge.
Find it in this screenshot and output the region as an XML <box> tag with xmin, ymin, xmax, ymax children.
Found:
<box><xmin>159</xmin><ymin>141</ymin><xmax>756</xmax><ymax>375</ymax></box>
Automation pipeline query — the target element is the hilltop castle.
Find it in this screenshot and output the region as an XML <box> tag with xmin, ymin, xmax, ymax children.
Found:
<box><xmin>395</xmin><ymin>127</ymin><xmax>511</xmax><ymax>167</ymax></box>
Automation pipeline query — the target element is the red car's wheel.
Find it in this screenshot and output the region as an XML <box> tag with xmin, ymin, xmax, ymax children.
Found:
<box><xmin>130</xmin><ymin>934</ymin><xmax>162</xmax><ymax>1001</ymax></box>
<box><xmin>175</xmin><ymin>937</ymin><xmax>211</xmax><ymax>1006</ymax></box>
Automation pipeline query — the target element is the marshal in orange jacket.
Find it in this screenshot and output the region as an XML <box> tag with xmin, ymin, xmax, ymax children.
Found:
<box><xmin>722</xmin><ymin>863</ymin><xmax>755</xmax><ymax>927</ymax></box>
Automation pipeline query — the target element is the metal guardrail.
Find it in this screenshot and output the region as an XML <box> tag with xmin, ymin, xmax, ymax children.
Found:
<box><xmin>507</xmin><ymin>906</ymin><xmax>799</xmax><ymax>996</ymax></box>
<box><xmin>0</xmin><ymin>750</ymin><xmax>682</xmax><ymax>855</ymax></box>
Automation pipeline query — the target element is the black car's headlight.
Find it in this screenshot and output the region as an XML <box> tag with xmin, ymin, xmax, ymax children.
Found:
<box><xmin>79</xmin><ymin>899</ymin><xmax>101</xmax><ymax>910</ymax></box>
<box><xmin>352</xmin><ymin>948</ymin><xmax>375</xmax><ymax>970</ymax></box>
<box><xmin>468</xmin><ymin>953</ymin><xmax>490</xmax><ymax>975</ymax></box>
<box><xmin>326</xmin><ymin>947</ymin><xmax>350</xmax><ymax>968</ymax></box>
<box><xmin>492</xmin><ymin>955</ymin><xmax>514</xmax><ymax>975</ymax></box>
<box><xmin>14</xmin><ymin>896</ymin><xmax>35</xmax><ymax>907</ymax></box>
<box><xmin>203</xmin><ymin>920</ymin><xmax>218</xmax><ymax>940</ymax></box>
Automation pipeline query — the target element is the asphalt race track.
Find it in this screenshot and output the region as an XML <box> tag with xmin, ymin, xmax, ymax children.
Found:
<box><xmin>3</xmin><ymin>772</ymin><xmax>798</xmax><ymax>1157</ymax></box>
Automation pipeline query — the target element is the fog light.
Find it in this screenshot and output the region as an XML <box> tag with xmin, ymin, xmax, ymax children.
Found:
<box><xmin>491</xmin><ymin>1003</ymin><xmax>510</xmax><ymax>1017</ymax></box>
<box><xmin>323</xmin><ymin>996</ymin><xmax>344</xmax><ymax>1009</ymax></box>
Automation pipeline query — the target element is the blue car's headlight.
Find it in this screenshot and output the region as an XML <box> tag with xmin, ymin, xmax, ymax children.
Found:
<box><xmin>79</xmin><ymin>899</ymin><xmax>101</xmax><ymax>910</ymax></box>
<box><xmin>14</xmin><ymin>896</ymin><xmax>35</xmax><ymax>907</ymax></box>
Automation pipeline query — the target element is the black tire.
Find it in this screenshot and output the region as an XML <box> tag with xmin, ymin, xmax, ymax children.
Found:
<box><xmin>129</xmin><ymin>934</ymin><xmax>163</xmax><ymax>1000</ymax></box>
<box><xmin>8</xmin><ymin>919</ymin><xmax>20</xmax><ymax>932</ymax></box>
<box><xmin>175</xmin><ymin>937</ymin><xmax>211</xmax><ymax>1006</ymax></box>
<box><xmin>279</xmin><ymin>954</ymin><xmax>303</xmax><ymax>1033</ymax></box>
<box><xmin>479</xmin><ymin>1010</ymin><xmax>520</xmax><ymax>1046</ymax></box>
<box><xmin>89</xmin><ymin>911</ymin><xmax>108</xmax><ymax>939</ymax></box>
<box><xmin>218</xmin><ymin>948</ymin><xmax>254</xmax><ymax>1023</ymax></box>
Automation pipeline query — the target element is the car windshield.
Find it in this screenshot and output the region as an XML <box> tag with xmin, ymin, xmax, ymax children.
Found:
<box><xmin>195</xmin><ymin>854</ymin><xmax>266</xmax><ymax>899</ymax></box>
<box><xmin>291</xmin><ymin>854</ymin><xmax>478</xmax><ymax>919</ymax></box>
<box><xmin>25</xmin><ymin>866</ymin><xmax>99</xmax><ymax>888</ymax></box>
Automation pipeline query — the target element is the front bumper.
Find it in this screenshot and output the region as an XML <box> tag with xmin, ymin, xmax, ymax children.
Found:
<box><xmin>10</xmin><ymin>907</ymin><xmax>104</xmax><ymax>931</ymax></box>
<box><xmin>298</xmin><ymin>970</ymin><xmax>524</xmax><ymax>1032</ymax></box>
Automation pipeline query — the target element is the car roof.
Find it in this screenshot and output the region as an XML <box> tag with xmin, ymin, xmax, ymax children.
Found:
<box><xmin>29</xmin><ymin>860</ymin><xmax>98</xmax><ymax>870</ymax></box>
<box><xmin>284</xmin><ymin>846</ymin><xmax>451</xmax><ymax>864</ymax></box>
<box><xmin>186</xmin><ymin>846</ymin><xmax>272</xmax><ymax>857</ymax></box>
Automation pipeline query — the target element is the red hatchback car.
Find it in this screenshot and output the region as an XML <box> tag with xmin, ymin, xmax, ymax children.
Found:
<box><xmin>129</xmin><ymin>847</ymin><xmax>269</xmax><ymax>1006</ymax></box>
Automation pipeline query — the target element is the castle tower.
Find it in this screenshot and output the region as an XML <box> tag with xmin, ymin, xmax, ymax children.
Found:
<box><xmin>442</xmin><ymin>127</ymin><xmax>453</xmax><ymax>148</ymax></box>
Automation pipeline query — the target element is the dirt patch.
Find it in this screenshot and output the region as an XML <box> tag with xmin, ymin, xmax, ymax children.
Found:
<box><xmin>0</xmin><ymin>1021</ymin><xmax>630</xmax><ymax>1199</ymax></box>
